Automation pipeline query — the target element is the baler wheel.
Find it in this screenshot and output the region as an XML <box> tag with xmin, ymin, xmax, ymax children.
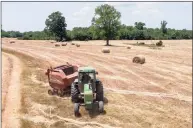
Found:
<box><xmin>48</xmin><ymin>90</ymin><xmax>53</xmax><ymax>95</ymax></box>
<box><xmin>58</xmin><ymin>90</ymin><xmax>64</xmax><ymax>97</ymax></box>
<box><xmin>53</xmin><ymin>89</ymin><xmax>58</xmax><ymax>95</ymax></box>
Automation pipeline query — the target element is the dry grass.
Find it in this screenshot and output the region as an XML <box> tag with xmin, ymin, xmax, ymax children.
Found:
<box><xmin>2</xmin><ymin>39</ymin><xmax>192</xmax><ymax>128</ymax></box>
<box><xmin>2</xmin><ymin>49</ymin><xmax>49</xmax><ymax>128</ymax></box>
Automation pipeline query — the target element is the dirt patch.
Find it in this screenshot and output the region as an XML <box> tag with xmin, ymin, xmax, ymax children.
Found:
<box><xmin>2</xmin><ymin>53</ymin><xmax>23</xmax><ymax>128</ymax></box>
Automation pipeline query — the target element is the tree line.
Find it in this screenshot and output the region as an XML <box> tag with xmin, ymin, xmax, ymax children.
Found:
<box><xmin>2</xmin><ymin>4</ymin><xmax>192</xmax><ymax>45</ymax></box>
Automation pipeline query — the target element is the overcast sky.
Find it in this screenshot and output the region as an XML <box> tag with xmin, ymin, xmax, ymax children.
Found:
<box><xmin>2</xmin><ymin>2</ymin><xmax>192</xmax><ymax>32</ymax></box>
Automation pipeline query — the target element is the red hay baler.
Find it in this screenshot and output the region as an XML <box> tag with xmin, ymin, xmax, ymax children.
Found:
<box><xmin>45</xmin><ymin>63</ymin><xmax>80</xmax><ymax>97</ymax></box>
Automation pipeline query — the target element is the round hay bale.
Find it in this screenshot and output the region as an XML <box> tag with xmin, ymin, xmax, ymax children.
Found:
<box><xmin>156</xmin><ymin>40</ymin><xmax>163</xmax><ymax>46</ymax></box>
<box><xmin>76</xmin><ymin>44</ymin><xmax>80</xmax><ymax>47</ymax></box>
<box><xmin>138</xmin><ymin>42</ymin><xmax>145</xmax><ymax>45</ymax></box>
<box><xmin>127</xmin><ymin>46</ymin><xmax>131</xmax><ymax>49</ymax></box>
<box><xmin>61</xmin><ymin>43</ymin><xmax>67</xmax><ymax>46</ymax></box>
<box><xmin>132</xmin><ymin>55</ymin><xmax>145</xmax><ymax>64</ymax></box>
<box><xmin>71</xmin><ymin>43</ymin><xmax>75</xmax><ymax>45</ymax></box>
<box><xmin>55</xmin><ymin>44</ymin><xmax>60</xmax><ymax>47</ymax></box>
<box><xmin>50</xmin><ymin>41</ymin><xmax>56</xmax><ymax>43</ymax></box>
<box><xmin>10</xmin><ymin>41</ymin><xmax>15</xmax><ymax>43</ymax></box>
<box><xmin>102</xmin><ymin>48</ymin><xmax>110</xmax><ymax>53</ymax></box>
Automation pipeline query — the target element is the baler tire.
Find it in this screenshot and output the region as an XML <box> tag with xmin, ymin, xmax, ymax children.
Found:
<box><xmin>96</xmin><ymin>82</ymin><xmax>104</xmax><ymax>101</ymax></box>
<box><xmin>74</xmin><ymin>103</ymin><xmax>81</xmax><ymax>117</ymax></box>
<box><xmin>58</xmin><ymin>90</ymin><xmax>64</xmax><ymax>97</ymax></box>
<box><xmin>98</xmin><ymin>101</ymin><xmax>104</xmax><ymax>113</ymax></box>
<box><xmin>48</xmin><ymin>90</ymin><xmax>53</xmax><ymax>95</ymax></box>
<box><xmin>71</xmin><ymin>83</ymin><xmax>79</xmax><ymax>103</ymax></box>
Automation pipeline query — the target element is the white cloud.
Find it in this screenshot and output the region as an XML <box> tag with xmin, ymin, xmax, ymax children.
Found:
<box><xmin>73</xmin><ymin>4</ymin><xmax>92</xmax><ymax>17</ymax></box>
<box><xmin>131</xmin><ymin>2</ymin><xmax>163</xmax><ymax>17</ymax></box>
<box><xmin>104</xmin><ymin>1</ymin><xmax>135</xmax><ymax>7</ymax></box>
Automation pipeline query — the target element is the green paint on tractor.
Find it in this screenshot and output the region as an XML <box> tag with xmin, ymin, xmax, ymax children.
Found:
<box><xmin>84</xmin><ymin>84</ymin><xmax>93</xmax><ymax>109</ymax></box>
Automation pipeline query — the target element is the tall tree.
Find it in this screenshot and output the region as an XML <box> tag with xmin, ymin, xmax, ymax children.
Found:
<box><xmin>134</xmin><ymin>22</ymin><xmax>145</xmax><ymax>30</ymax></box>
<box><xmin>91</xmin><ymin>4</ymin><xmax>121</xmax><ymax>45</ymax></box>
<box><xmin>45</xmin><ymin>11</ymin><xmax>67</xmax><ymax>41</ymax></box>
<box><xmin>161</xmin><ymin>20</ymin><xmax>167</xmax><ymax>36</ymax></box>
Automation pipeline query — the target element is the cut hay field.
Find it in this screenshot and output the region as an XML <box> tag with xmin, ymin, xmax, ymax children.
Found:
<box><xmin>2</xmin><ymin>38</ymin><xmax>192</xmax><ymax>128</ymax></box>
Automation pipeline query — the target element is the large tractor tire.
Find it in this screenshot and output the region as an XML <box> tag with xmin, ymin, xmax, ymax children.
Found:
<box><xmin>96</xmin><ymin>81</ymin><xmax>104</xmax><ymax>101</ymax></box>
<box><xmin>74</xmin><ymin>103</ymin><xmax>81</xmax><ymax>117</ymax></box>
<box><xmin>71</xmin><ymin>82</ymin><xmax>79</xmax><ymax>103</ymax></box>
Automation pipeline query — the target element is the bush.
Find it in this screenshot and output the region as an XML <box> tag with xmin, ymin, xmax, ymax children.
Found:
<box><xmin>17</xmin><ymin>37</ymin><xmax>23</xmax><ymax>40</ymax></box>
<box><xmin>22</xmin><ymin>36</ymin><xmax>30</xmax><ymax>40</ymax></box>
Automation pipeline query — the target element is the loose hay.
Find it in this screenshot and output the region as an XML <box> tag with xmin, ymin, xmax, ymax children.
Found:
<box><xmin>61</xmin><ymin>43</ymin><xmax>67</xmax><ymax>46</ymax></box>
<box><xmin>102</xmin><ymin>48</ymin><xmax>110</xmax><ymax>53</ymax></box>
<box><xmin>10</xmin><ymin>41</ymin><xmax>15</xmax><ymax>44</ymax></box>
<box><xmin>76</xmin><ymin>44</ymin><xmax>80</xmax><ymax>47</ymax></box>
<box><xmin>55</xmin><ymin>44</ymin><xmax>60</xmax><ymax>47</ymax></box>
<box><xmin>133</xmin><ymin>55</ymin><xmax>145</xmax><ymax>64</ymax></box>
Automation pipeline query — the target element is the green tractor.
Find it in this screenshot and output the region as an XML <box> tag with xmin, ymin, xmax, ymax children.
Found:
<box><xmin>71</xmin><ymin>67</ymin><xmax>104</xmax><ymax>117</ymax></box>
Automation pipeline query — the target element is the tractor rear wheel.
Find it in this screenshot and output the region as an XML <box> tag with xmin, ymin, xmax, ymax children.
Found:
<box><xmin>71</xmin><ymin>82</ymin><xmax>79</xmax><ymax>103</ymax></box>
<box><xmin>98</xmin><ymin>101</ymin><xmax>104</xmax><ymax>113</ymax></box>
<box><xmin>96</xmin><ymin>81</ymin><xmax>104</xmax><ymax>101</ymax></box>
<box><xmin>74</xmin><ymin>103</ymin><xmax>81</xmax><ymax>117</ymax></box>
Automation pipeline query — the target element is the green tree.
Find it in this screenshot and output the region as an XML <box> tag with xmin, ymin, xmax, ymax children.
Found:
<box><xmin>161</xmin><ymin>20</ymin><xmax>167</xmax><ymax>36</ymax></box>
<box><xmin>91</xmin><ymin>4</ymin><xmax>121</xmax><ymax>45</ymax></box>
<box><xmin>45</xmin><ymin>11</ymin><xmax>67</xmax><ymax>41</ymax></box>
<box><xmin>134</xmin><ymin>22</ymin><xmax>146</xmax><ymax>30</ymax></box>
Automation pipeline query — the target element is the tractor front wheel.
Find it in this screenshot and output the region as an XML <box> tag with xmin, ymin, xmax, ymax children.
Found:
<box><xmin>74</xmin><ymin>103</ymin><xmax>81</xmax><ymax>117</ymax></box>
<box><xmin>98</xmin><ymin>101</ymin><xmax>104</xmax><ymax>113</ymax></box>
